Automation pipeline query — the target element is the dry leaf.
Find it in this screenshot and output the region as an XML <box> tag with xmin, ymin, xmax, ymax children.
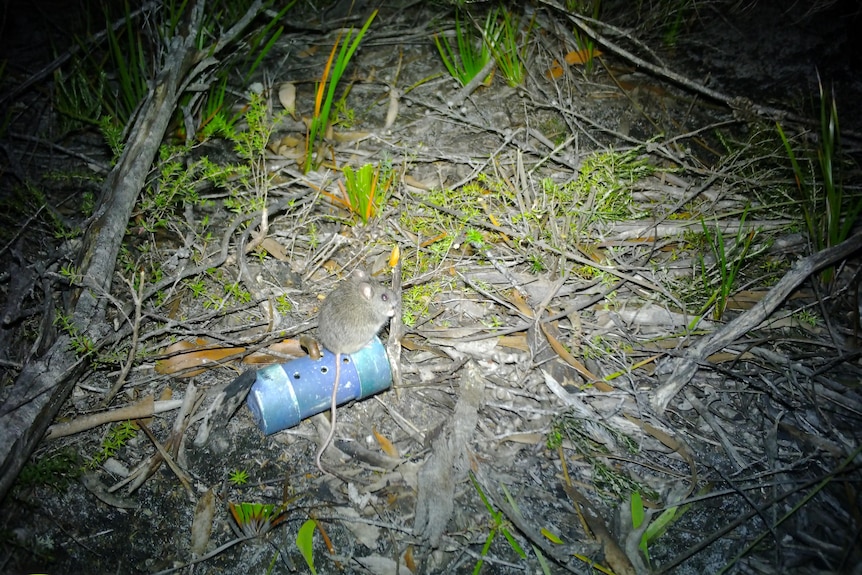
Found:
<box><xmin>576</xmin><ymin>242</ymin><xmax>606</xmax><ymax>263</ymax></box>
<box><xmin>564</xmin><ymin>48</ymin><xmax>602</xmax><ymax>64</ymax></box>
<box><xmin>384</xmin><ymin>86</ymin><xmax>399</xmax><ymax>129</ymax></box>
<box><xmin>402</xmin><ymin>174</ymin><xmax>432</xmax><ymax>191</ymax></box>
<box><xmin>509</xmin><ymin>290</ymin><xmax>534</xmax><ymax>318</ymax></box>
<box><xmin>404</xmin><ymin>546</ymin><xmax>417</xmax><ymax>573</ymax></box>
<box><xmin>156</xmin><ymin>339</ymin><xmax>246</xmax><ymax>377</ymax></box>
<box><xmin>298</xmin><ymin>45</ymin><xmax>318</xmax><ymax>58</ymax></box>
<box><xmin>243</xmin><ymin>339</ymin><xmax>306</xmax><ymax>363</ymax></box>
<box><xmin>259</xmin><ymin>237</ymin><xmax>288</xmax><ymax>261</ymax></box>
<box><xmin>547</xmin><ymin>48</ymin><xmax>603</xmax><ymax>79</ymax></box>
<box><xmin>278</xmin><ymin>82</ymin><xmax>296</xmax><ymax>116</ymax></box>
<box><xmin>546</xmin><ymin>59</ymin><xmax>565</xmax><ymax>80</ymax></box>
<box><xmin>333</xmin><ymin>130</ymin><xmax>371</xmax><ymax>143</ymax></box>
<box><xmin>420</xmin><ymin>232</ymin><xmax>448</xmax><ymax>248</ymax></box>
<box><xmin>726</xmin><ymin>289</ymin><xmax>767</xmax><ymax>310</ymax></box>
<box><xmin>497</xmin><ymin>334</ymin><xmax>529</xmax><ymax>351</ymax></box>
<box><xmin>373</xmin><ymin>427</ymin><xmax>400</xmax><ymax>458</ymax></box>
<box><xmin>191</xmin><ymin>489</ymin><xmax>216</xmax><ymax>556</ymax></box>
<box><xmin>540</xmin><ymin>322</ymin><xmax>609</xmax><ymax>388</ymax></box>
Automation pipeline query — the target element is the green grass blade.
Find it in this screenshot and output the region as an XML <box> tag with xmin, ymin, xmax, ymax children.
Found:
<box><xmin>296</xmin><ymin>519</ymin><xmax>318</xmax><ymax>575</ymax></box>
<box><xmin>306</xmin><ymin>10</ymin><xmax>376</xmax><ymax>171</ymax></box>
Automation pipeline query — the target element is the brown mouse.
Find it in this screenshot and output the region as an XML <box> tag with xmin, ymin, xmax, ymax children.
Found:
<box><xmin>315</xmin><ymin>269</ymin><xmax>397</xmax><ymax>477</ymax></box>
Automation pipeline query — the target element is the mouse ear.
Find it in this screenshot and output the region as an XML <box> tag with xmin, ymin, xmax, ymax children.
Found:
<box><xmin>352</xmin><ymin>269</ymin><xmax>369</xmax><ymax>282</ymax></box>
<box><xmin>359</xmin><ymin>282</ymin><xmax>374</xmax><ymax>301</ymax></box>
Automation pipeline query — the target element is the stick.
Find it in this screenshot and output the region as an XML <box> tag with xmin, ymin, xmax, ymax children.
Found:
<box><xmin>651</xmin><ymin>230</ymin><xmax>862</xmax><ymax>413</ymax></box>
<box><xmin>45</xmin><ymin>397</ymin><xmax>184</xmax><ymax>440</ymax></box>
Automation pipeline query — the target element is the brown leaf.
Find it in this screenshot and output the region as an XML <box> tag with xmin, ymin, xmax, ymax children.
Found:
<box><xmin>624</xmin><ymin>413</ymin><xmax>697</xmax><ymax>498</ymax></box>
<box><xmin>497</xmin><ymin>334</ymin><xmax>529</xmax><ymax>351</ymax></box>
<box><xmin>540</xmin><ymin>322</ymin><xmax>613</xmax><ymax>390</ymax></box>
<box><xmin>191</xmin><ymin>489</ymin><xmax>216</xmax><ymax>556</ymax></box>
<box><xmin>156</xmin><ymin>339</ymin><xmax>246</xmax><ymax>377</ymax></box>
<box><xmin>546</xmin><ymin>59</ymin><xmax>565</xmax><ymax>80</ymax></box>
<box><xmin>277</xmin><ymin>82</ymin><xmax>296</xmax><ymax>117</ymax></box>
<box><xmin>404</xmin><ymin>545</ymin><xmax>417</xmax><ymax>573</ymax></box>
<box><xmin>509</xmin><ymin>289</ymin><xmax>534</xmax><ymax>318</ymax></box>
<box><xmin>726</xmin><ymin>289</ymin><xmax>767</xmax><ymax>310</ymax></box>
<box><xmin>298</xmin><ymin>45</ymin><xmax>318</xmax><ymax>58</ymax></box>
<box><xmin>388</xmin><ymin>245</ymin><xmax>401</xmax><ymax>268</ymax></box>
<box><xmin>243</xmin><ymin>340</ymin><xmax>306</xmax><ymax>364</ymax></box>
<box><xmin>564</xmin><ymin>48</ymin><xmax>602</xmax><ymax>65</ymax></box>
<box><xmin>259</xmin><ymin>237</ymin><xmax>288</xmax><ymax>261</ymax></box>
<box><xmin>373</xmin><ymin>426</ymin><xmax>400</xmax><ymax>458</ymax></box>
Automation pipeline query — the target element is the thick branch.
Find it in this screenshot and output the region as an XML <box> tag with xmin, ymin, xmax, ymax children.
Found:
<box><xmin>0</xmin><ymin>0</ymin><xmax>265</xmax><ymax>504</ymax></box>
<box><xmin>651</xmin><ymin>230</ymin><xmax>862</xmax><ymax>414</ymax></box>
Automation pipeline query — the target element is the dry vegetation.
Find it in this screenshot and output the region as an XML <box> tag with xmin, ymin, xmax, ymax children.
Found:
<box><xmin>1</xmin><ymin>1</ymin><xmax>861</xmax><ymax>574</ymax></box>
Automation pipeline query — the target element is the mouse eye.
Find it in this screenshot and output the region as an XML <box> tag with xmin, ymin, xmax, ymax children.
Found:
<box><xmin>381</xmin><ymin>293</ymin><xmax>389</xmax><ymax>302</ymax></box>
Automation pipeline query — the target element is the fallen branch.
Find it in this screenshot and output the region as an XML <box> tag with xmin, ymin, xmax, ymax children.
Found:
<box><xmin>45</xmin><ymin>397</ymin><xmax>184</xmax><ymax>440</ymax></box>
<box><xmin>0</xmin><ymin>0</ymin><xmax>265</xmax><ymax>504</ymax></box>
<box><xmin>651</xmin><ymin>230</ymin><xmax>862</xmax><ymax>414</ymax></box>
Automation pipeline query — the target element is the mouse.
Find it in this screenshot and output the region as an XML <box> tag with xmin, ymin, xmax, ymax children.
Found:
<box><xmin>315</xmin><ymin>269</ymin><xmax>398</xmax><ymax>478</ymax></box>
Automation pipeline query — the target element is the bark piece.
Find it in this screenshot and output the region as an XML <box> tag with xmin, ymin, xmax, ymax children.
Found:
<box><xmin>414</xmin><ymin>361</ymin><xmax>484</xmax><ymax>547</ymax></box>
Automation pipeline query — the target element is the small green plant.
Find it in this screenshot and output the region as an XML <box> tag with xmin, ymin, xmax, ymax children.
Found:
<box><xmin>224</xmin><ymin>90</ymin><xmax>283</xmax><ymax>214</ymax></box>
<box><xmin>194</xmin><ymin>73</ymin><xmax>240</xmax><ymax>141</ymax></box>
<box><xmin>465</xmin><ymin>227</ymin><xmax>484</xmax><ymax>247</ymax></box>
<box><xmin>661</xmin><ymin>0</ymin><xmax>690</xmax><ymax>46</ymax></box>
<box><xmin>81</xmin><ymin>190</ymin><xmax>96</xmax><ymax>216</ymax></box>
<box><xmin>54</xmin><ymin>312</ymin><xmax>96</xmax><ymax>356</ymax></box>
<box><xmin>228</xmin><ymin>468</ymin><xmax>250</xmax><ymax>486</ymax></box>
<box><xmin>631</xmin><ymin>491</ymin><xmax>651</xmax><ymax>565</ymax></box>
<box><xmin>777</xmin><ymin>80</ymin><xmax>861</xmax><ymax>285</ymax></box>
<box><xmin>548</xmin><ymin>410</ymin><xmax>648</xmax><ymax>502</ymax></box>
<box><xmin>631</xmin><ymin>490</ymin><xmax>691</xmax><ymax>568</ymax></box>
<box><xmin>570</xmin><ymin>147</ymin><xmax>653</xmax><ymax>228</ymax></box>
<box><xmin>137</xmin><ymin>144</ymin><xmax>238</xmax><ymax>231</ymax></box>
<box><xmin>528</xmin><ymin>254</ymin><xmax>546</xmax><ymax>273</ymax></box>
<box><xmin>485</xmin><ymin>6</ymin><xmax>532</xmax><ymax>86</ymax></box>
<box><xmin>331</xmin><ymin>96</ymin><xmax>356</xmax><ymax>128</ymax></box>
<box><xmin>305</xmin><ymin>10</ymin><xmax>377</xmax><ymax>172</ymax></box>
<box><xmin>21</xmin><ymin>183</ymin><xmax>79</xmax><ymax>239</ymax></box>
<box><xmin>400</xmin><ymin>282</ymin><xmax>444</xmax><ymax>327</ymax></box>
<box><xmin>469</xmin><ymin>472</ymin><xmax>526</xmax><ymax>573</ymax></box>
<box><xmin>296</xmin><ymin>519</ymin><xmax>318</xmax><ymax>575</ymax></box>
<box><xmin>334</xmin><ymin>162</ymin><xmax>393</xmax><ymax>223</ymax></box>
<box><xmin>190</xmin><ymin>2</ymin><xmax>293</xmax><ymax>140</ymax></box>
<box><xmin>224</xmin><ymin>281</ymin><xmax>252</xmax><ymax>304</ymax></box>
<box><xmin>53</xmin><ymin>65</ymin><xmax>109</xmax><ymax>133</ymax></box>
<box><xmin>86</xmin><ymin>420</ymin><xmax>139</xmax><ymax>470</ymax></box>
<box><xmin>17</xmin><ymin>448</ymin><xmax>81</xmax><ymax>490</ymax></box>
<box><xmin>104</xmin><ymin>2</ymin><xmax>151</xmax><ymax>124</ymax></box>
<box><xmin>242</xmin><ymin>2</ymin><xmax>296</xmax><ymax>85</ymax></box>
<box><xmin>276</xmin><ymin>294</ymin><xmax>293</xmax><ymax>314</ymax></box>
<box><xmin>60</xmin><ymin>264</ymin><xmax>83</xmax><ymax>285</ymax></box>
<box><xmin>434</xmin><ymin>8</ymin><xmax>494</xmax><ymax>87</ymax></box>
<box><xmin>137</xmin><ymin>145</ymin><xmax>200</xmax><ymax>231</ymax></box>
<box><xmin>228</xmin><ymin>501</ymin><xmax>288</xmax><ymax>537</ymax></box>
<box><xmin>697</xmin><ymin>207</ymin><xmax>757</xmax><ymax>321</ymax></box>
<box><xmin>185</xmin><ymin>276</ymin><xmax>208</xmax><ymax>298</ymax></box>
<box><xmin>566</xmin><ymin>0</ymin><xmax>601</xmax><ymax>72</ymax></box>
<box><xmin>793</xmin><ymin>308</ymin><xmax>819</xmax><ymax>327</ymax></box>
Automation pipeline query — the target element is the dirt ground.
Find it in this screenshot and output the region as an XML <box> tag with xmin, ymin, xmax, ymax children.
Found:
<box><xmin>2</xmin><ymin>1</ymin><xmax>862</xmax><ymax>574</ymax></box>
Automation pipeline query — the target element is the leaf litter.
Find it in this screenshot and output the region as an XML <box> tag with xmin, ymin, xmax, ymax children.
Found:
<box><xmin>2</xmin><ymin>2</ymin><xmax>862</xmax><ymax>574</ymax></box>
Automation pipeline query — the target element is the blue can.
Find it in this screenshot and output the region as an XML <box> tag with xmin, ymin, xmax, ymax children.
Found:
<box><xmin>246</xmin><ymin>336</ymin><xmax>392</xmax><ymax>435</ymax></box>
